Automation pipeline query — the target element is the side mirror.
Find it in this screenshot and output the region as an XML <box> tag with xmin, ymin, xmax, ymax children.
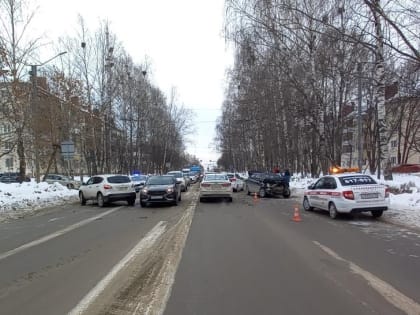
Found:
<box><xmin>307</xmin><ymin>184</ymin><xmax>314</xmax><ymax>189</ymax></box>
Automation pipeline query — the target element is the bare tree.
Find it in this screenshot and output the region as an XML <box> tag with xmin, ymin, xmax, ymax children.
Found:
<box><xmin>0</xmin><ymin>0</ymin><xmax>42</xmax><ymax>179</ymax></box>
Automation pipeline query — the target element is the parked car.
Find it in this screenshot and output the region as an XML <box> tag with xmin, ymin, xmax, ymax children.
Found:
<box><xmin>43</xmin><ymin>174</ymin><xmax>81</xmax><ymax>189</ymax></box>
<box><xmin>0</xmin><ymin>172</ymin><xmax>31</xmax><ymax>184</ymax></box>
<box><xmin>226</xmin><ymin>172</ymin><xmax>244</xmax><ymax>192</ymax></box>
<box><xmin>303</xmin><ymin>173</ymin><xmax>390</xmax><ymax>219</ymax></box>
<box><xmin>140</xmin><ymin>175</ymin><xmax>181</xmax><ymax>207</ymax></box>
<box><xmin>199</xmin><ymin>173</ymin><xmax>233</xmax><ymax>202</ymax></box>
<box><xmin>244</xmin><ymin>172</ymin><xmax>290</xmax><ymax>198</ymax></box>
<box><xmin>166</xmin><ymin>171</ymin><xmax>188</xmax><ymax>192</ymax></box>
<box><xmin>79</xmin><ymin>174</ymin><xmax>136</xmax><ymax>207</ymax></box>
<box><xmin>130</xmin><ymin>174</ymin><xmax>148</xmax><ymax>192</ymax></box>
<box><xmin>391</xmin><ymin>164</ymin><xmax>420</xmax><ymax>173</ymax></box>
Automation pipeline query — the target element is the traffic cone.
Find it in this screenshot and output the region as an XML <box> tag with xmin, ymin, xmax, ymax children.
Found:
<box><xmin>253</xmin><ymin>192</ymin><xmax>259</xmax><ymax>203</ymax></box>
<box><xmin>292</xmin><ymin>206</ymin><xmax>302</xmax><ymax>222</ymax></box>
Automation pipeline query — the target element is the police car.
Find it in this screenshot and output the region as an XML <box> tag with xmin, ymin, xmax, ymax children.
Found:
<box><xmin>303</xmin><ymin>169</ymin><xmax>390</xmax><ymax>219</ymax></box>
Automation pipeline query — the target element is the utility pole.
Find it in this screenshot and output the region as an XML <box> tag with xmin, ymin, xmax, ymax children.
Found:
<box><xmin>30</xmin><ymin>51</ymin><xmax>67</xmax><ymax>182</ymax></box>
<box><xmin>357</xmin><ymin>62</ymin><xmax>363</xmax><ymax>171</ymax></box>
<box><xmin>104</xmin><ymin>26</ymin><xmax>114</xmax><ymax>173</ymax></box>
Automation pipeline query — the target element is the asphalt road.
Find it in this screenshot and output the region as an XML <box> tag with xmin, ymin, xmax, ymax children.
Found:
<box><xmin>164</xmin><ymin>190</ymin><xmax>420</xmax><ymax>315</ymax></box>
<box><xmin>1</xmin><ymin>185</ymin><xmax>420</xmax><ymax>315</ymax></box>
<box><xmin>0</xmin><ymin>190</ymin><xmax>193</xmax><ymax>315</ymax></box>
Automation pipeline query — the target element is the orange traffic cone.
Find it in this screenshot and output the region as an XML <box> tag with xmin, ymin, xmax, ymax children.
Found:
<box><xmin>292</xmin><ymin>206</ymin><xmax>302</xmax><ymax>222</ymax></box>
<box><xmin>253</xmin><ymin>192</ymin><xmax>259</xmax><ymax>203</ymax></box>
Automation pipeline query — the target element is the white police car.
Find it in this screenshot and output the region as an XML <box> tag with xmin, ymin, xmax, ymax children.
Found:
<box><xmin>303</xmin><ymin>172</ymin><xmax>390</xmax><ymax>219</ymax></box>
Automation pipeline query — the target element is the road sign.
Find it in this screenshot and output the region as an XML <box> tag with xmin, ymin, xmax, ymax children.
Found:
<box><xmin>61</xmin><ymin>140</ymin><xmax>75</xmax><ymax>160</ymax></box>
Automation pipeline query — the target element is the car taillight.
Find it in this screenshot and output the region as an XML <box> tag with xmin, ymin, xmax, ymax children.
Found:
<box><xmin>103</xmin><ymin>184</ymin><xmax>112</xmax><ymax>190</ymax></box>
<box><xmin>222</xmin><ymin>183</ymin><xmax>231</xmax><ymax>187</ymax></box>
<box><xmin>385</xmin><ymin>187</ymin><xmax>390</xmax><ymax>198</ymax></box>
<box><xmin>201</xmin><ymin>183</ymin><xmax>210</xmax><ymax>187</ymax></box>
<box><xmin>230</xmin><ymin>178</ymin><xmax>236</xmax><ymax>182</ymax></box>
<box><xmin>342</xmin><ymin>190</ymin><xmax>354</xmax><ymax>200</ymax></box>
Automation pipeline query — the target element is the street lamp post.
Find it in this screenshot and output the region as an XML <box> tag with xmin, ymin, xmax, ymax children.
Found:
<box><xmin>30</xmin><ymin>51</ymin><xmax>67</xmax><ymax>182</ymax></box>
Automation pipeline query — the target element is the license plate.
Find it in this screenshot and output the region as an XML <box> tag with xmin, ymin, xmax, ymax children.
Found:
<box><xmin>361</xmin><ymin>193</ymin><xmax>379</xmax><ymax>199</ymax></box>
<box><xmin>117</xmin><ymin>186</ymin><xmax>128</xmax><ymax>190</ymax></box>
<box><xmin>211</xmin><ymin>184</ymin><xmax>220</xmax><ymax>189</ymax></box>
<box><xmin>150</xmin><ymin>196</ymin><xmax>163</xmax><ymax>200</ymax></box>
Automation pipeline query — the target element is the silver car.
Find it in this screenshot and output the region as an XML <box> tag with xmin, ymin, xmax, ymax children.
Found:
<box><xmin>43</xmin><ymin>174</ymin><xmax>81</xmax><ymax>189</ymax></box>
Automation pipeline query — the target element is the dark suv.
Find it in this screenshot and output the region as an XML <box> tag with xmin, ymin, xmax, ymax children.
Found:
<box><xmin>244</xmin><ymin>172</ymin><xmax>291</xmax><ymax>198</ymax></box>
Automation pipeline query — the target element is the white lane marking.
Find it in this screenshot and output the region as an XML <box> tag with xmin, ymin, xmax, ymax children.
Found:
<box><xmin>142</xmin><ymin>192</ymin><xmax>198</xmax><ymax>315</ymax></box>
<box><xmin>68</xmin><ymin>221</ymin><xmax>167</xmax><ymax>315</ymax></box>
<box><xmin>48</xmin><ymin>217</ymin><xmax>64</xmax><ymax>222</ymax></box>
<box><xmin>313</xmin><ymin>241</ymin><xmax>420</xmax><ymax>315</ymax></box>
<box><xmin>0</xmin><ymin>207</ymin><xmax>123</xmax><ymax>262</ymax></box>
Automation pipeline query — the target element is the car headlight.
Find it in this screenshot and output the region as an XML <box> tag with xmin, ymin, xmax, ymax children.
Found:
<box><xmin>166</xmin><ymin>187</ymin><xmax>174</xmax><ymax>193</ymax></box>
<box><xmin>142</xmin><ymin>188</ymin><xmax>148</xmax><ymax>194</ymax></box>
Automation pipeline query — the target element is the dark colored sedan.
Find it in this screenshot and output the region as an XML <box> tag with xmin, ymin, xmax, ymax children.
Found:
<box><xmin>0</xmin><ymin>172</ymin><xmax>31</xmax><ymax>184</ymax></box>
<box><xmin>140</xmin><ymin>175</ymin><xmax>181</xmax><ymax>207</ymax></box>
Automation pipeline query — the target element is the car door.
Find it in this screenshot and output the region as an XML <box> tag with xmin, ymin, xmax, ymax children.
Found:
<box><xmin>309</xmin><ymin>178</ymin><xmax>327</xmax><ymax>208</ymax></box>
<box><xmin>247</xmin><ymin>174</ymin><xmax>260</xmax><ymax>193</ymax></box>
<box><xmin>319</xmin><ymin>177</ymin><xmax>337</xmax><ymax>209</ymax></box>
<box><xmin>85</xmin><ymin>176</ymin><xmax>101</xmax><ymax>199</ymax></box>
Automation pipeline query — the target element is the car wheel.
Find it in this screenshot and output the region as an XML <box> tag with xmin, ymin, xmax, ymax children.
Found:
<box><xmin>127</xmin><ymin>198</ymin><xmax>136</xmax><ymax>206</ymax></box>
<box><xmin>371</xmin><ymin>210</ymin><xmax>383</xmax><ymax>218</ymax></box>
<box><xmin>178</xmin><ymin>193</ymin><xmax>181</xmax><ymax>201</ymax></box>
<box><xmin>303</xmin><ymin>197</ymin><xmax>313</xmax><ymax>211</ymax></box>
<box><xmin>228</xmin><ymin>197</ymin><xmax>233</xmax><ymax>202</ymax></box>
<box><xmin>259</xmin><ymin>188</ymin><xmax>266</xmax><ymax>198</ymax></box>
<box><xmin>245</xmin><ymin>184</ymin><xmax>250</xmax><ymax>195</ymax></box>
<box><xmin>140</xmin><ymin>201</ymin><xmax>147</xmax><ymax>207</ymax></box>
<box><xmin>199</xmin><ymin>197</ymin><xmax>204</xmax><ymax>202</ymax></box>
<box><xmin>329</xmin><ymin>203</ymin><xmax>338</xmax><ymax>219</ymax></box>
<box><xmin>79</xmin><ymin>192</ymin><xmax>86</xmax><ymax>205</ymax></box>
<box><xmin>67</xmin><ymin>183</ymin><xmax>74</xmax><ymax>189</ymax></box>
<box><xmin>173</xmin><ymin>197</ymin><xmax>178</xmax><ymax>206</ymax></box>
<box><xmin>283</xmin><ymin>187</ymin><xmax>291</xmax><ymax>198</ymax></box>
<box><xmin>97</xmin><ymin>193</ymin><xmax>105</xmax><ymax>207</ymax></box>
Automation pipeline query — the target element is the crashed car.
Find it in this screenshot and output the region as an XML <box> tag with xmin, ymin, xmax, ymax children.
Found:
<box><xmin>244</xmin><ymin>172</ymin><xmax>291</xmax><ymax>198</ymax></box>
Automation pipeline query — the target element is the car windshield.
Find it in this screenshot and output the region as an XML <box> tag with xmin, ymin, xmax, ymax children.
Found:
<box><xmin>167</xmin><ymin>172</ymin><xmax>183</xmax><ymax>177</ymax></box>
<box><xmin>205</xmin><ymin>174</ymin><xmax>228</xmax><ymax>181</ymax></box>
<box><xmin>131</xmin><ymin>175</ymin><xmax>147</xmax><ymax>181</ymax></box>
<box><xmin>339</xmin><ymin>175</ymin><xmax>377</xmax><ymax>186</ymax></box>
<box><xmin>107</xmin><ymin>175</ymin><xmax>131</xmax><ymax>183</ymax></box>
<box><xmin>147</xmin><ymin>176</ymin><xmax>174</xmax><ymax>185</ymax></box>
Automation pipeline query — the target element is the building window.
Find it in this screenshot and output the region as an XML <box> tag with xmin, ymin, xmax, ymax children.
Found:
<box><xmin>5</xmin><ymin>142</ymin><xmax>13</xmax><ymax>150</ymax></box>
<box><xmin>390</xmin><ymin>156</ymin><xmax>396</xmax><ymax>165</ymax></box>
<box><xmin>391</xmin><ymin>140</ymin><xmax>397</xmax><ymax>148</ymax></box>
<box><xmin>5</xmin><ymin>158</ymin><xmax>13</xmax><ymax>168</ymax></box>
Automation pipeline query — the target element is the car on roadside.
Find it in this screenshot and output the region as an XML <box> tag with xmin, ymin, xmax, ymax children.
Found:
<box><xmin>43</xmin><ymin>174</ymin><xmax>81</xmax><ymax>189</ymax></box>
<box><xmin>166</xmin><ymin>171</ymin><xmax>188</xmax><ymax>192</ymax></box>
<box><xmin>79</xmin><ymin>174</ymin><xmax>136</xmax><ymax>207</ymax></box>
<box><xmin>199</xmin><ymin>173</ymin><xmax>233</xmax><ymax>202</ymax></box>
<box><xmin>130</xmin><ymin>174</ymin><xmax>148</xmax><ymax>192</ymax></box>
<box><xmin>244</xmin><ymin>172</ymin><xmax>290</xmax><ymax>198</ymax></box>
<box><xmin>140</xmin><ymin>175</ymin><xmax>181</xmax><ymax>207</ymax></box>
<box><xmin>0</xmin><ymin>172</ymin><xmax>31</xmax><ymax>184</ymax></box>
<box><xmin>303</xmin><ymin>173</ymin><xmax>390</xmax><ymax>219</ymax></box>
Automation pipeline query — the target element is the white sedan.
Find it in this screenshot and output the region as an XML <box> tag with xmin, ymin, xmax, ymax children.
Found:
<box><xmin>199</xmin><ymin>173</ymin><xmax>233</xmax><ymax>202</ymax></box>
<box><xmin>303</xmin><ymin>173</ymin><xmax>390</xmax><ymax>219</ymax></box>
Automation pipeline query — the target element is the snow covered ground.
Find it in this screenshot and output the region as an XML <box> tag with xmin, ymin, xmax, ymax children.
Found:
<box><xmin>0</xmin><ymin>174</ymin><xmax>420</xmax><ymax>230</ymax></box>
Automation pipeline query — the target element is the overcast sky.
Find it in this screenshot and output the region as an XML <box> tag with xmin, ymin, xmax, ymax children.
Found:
<box><xmin>33</xmin><ymin>0</ymin><xmax>234</xmax><ymax>164</ymax></box>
